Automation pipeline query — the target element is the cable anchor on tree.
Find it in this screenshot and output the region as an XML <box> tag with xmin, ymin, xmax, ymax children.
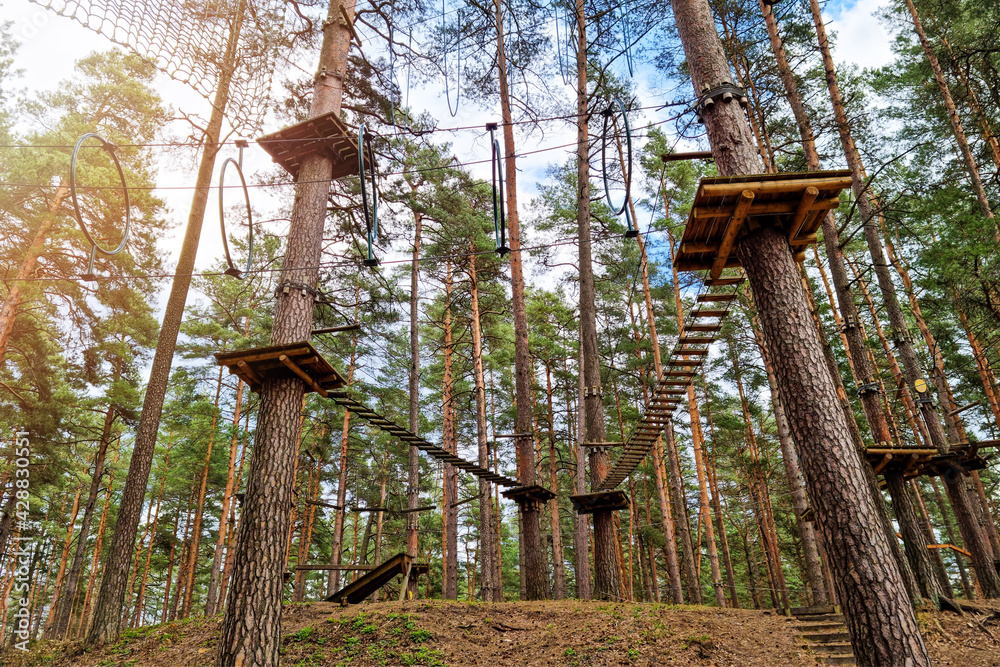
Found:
<box><xmin>218</xmin><ymin>138</ymin><xmax>254</xmax><ymax>279</ymax></box>
<box><xmin>70</xmin><ymin>132</ymin><xmax>131</xmax><ymax>282</ymax></box>
<box><xmin>488</xmin><ymin>123</ymin><xmax>510</xmax><ymax>256</ymax></box>
<box><xmin>359</xmin><ymin>124</ymin><xmax>380</xmax><ymax>268</ymax></box>
<box><xmin>601</xmin><ymin>99</ymin><xmax>637</xmax><ymax>238</ymax></box>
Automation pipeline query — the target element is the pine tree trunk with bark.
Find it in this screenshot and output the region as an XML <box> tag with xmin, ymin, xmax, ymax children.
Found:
<box><xmin>442</xmin><ymin>262</ymin><xmax>459</xmax><ymax>600</ymax></box>
<box><xmin>216</xmin><ymin>3</ymin><xmax>354</xmax><ymax>663</ymax></box>
<box><xmin>469</xmin><ymin>253</ymin><xmax>500</xmax><ymax>601</ymax></box>
<box><xmin>669</xmin><ymin>0</ymin><xmax>930</xmax><ymax>662</ymax></box>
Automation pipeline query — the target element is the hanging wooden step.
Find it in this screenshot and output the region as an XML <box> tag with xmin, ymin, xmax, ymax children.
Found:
<box><xmin>258</xmin><ymin>111</ymin><xmax>360</xmax><ymax>180</ymax></box>
<box><xmin>674</xmin><ymin>170</ymin><xmax>852</xmax><ymax>277</ymax></box>
<box><xmin>697</xmin><ymin>293</ymin><xmax>737</xmax><ymax>303</ymax></box>
<box><xmin>214</xmin><ymin>342</ymin><xmax>348</xmax><ymax>396</ymax></box>
<box><xmin>687</xmin><ymin>324</ymin><xmax>722</xmax><ymax>332</ymax></box>
<box><xmin>690</xmin><ymin>309</ymin><xmax>727</xmax><ymax>318</ymax></box>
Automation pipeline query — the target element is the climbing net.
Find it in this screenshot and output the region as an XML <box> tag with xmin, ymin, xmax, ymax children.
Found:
<box><xmin>29</xmin><ymin>0</ymin><xmax>287</xmax><ymax>131</ymax></box>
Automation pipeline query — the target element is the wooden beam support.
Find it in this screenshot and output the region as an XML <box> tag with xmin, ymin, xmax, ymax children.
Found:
<box><xmin>279</xmin><ymin>354</ymin><xmax>328</xmax><ymax>397</ymax></box>
<box><xmin>789</xmin><ymin>186</ymin><xmax>820</xmax><ymax>241</ymax></box>
<box><xmin>711</xmin><ymin>190</ymin><xmax>754</xmax><ymax>280</ymax></box>
<box><xmin>699</xmin><ymin>175</ymin><xmax>853</xmax><ymax>198</ymax></box>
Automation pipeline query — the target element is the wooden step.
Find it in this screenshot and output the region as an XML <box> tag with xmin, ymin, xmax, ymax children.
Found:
<box><xmin>809</xmin><ymin>643</ymin><xmax>853</xmax><ymax>655</ymax></box>
<box><xmin>796</xmin><ymin>614</ymin><xmax>844</xmax><ymax>623</ymax></box>
<box><xmin>704</xmin><ymin>277</ymin><xmax>743</xmax><ymax>286</ymax></box>
<box><xmin>689</xmin><ymin>309</ymin><xmax>727</xmax><ymax>318</ymax></box>
<box><xmin>790</xmin><ymin>605</ymin><xmax>838</xmax><ymax>616</ymax></box>
<box><xmin>697</xmin><ymin>293</ymin><xmax>737</xmax><ymax>302</ymax></box>
<box><xmin>802</xmin><ymin>631</ymin><xmax>850</xmax><ymax>643</ymax></box>
<box><xmin>799</xmin><ymin>622</ymin><xmax>845</xmax><ymax>632</ymax></box>
<box><xmin>687</xmin><ymin>324</ymin><xmax>721</xmax><ymax>332</ymax></box>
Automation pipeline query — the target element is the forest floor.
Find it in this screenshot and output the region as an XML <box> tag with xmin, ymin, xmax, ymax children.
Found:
<box><xmin>5</xmin><ymin>599</ymin><xmax>999</xmax><ymax>667</ymax></box>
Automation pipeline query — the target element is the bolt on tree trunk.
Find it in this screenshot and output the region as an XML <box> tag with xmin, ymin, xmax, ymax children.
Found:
<box><xmin>669</xmin><ymin>0</ymin><xmax>929</xmax><ymax>663</ymax></box>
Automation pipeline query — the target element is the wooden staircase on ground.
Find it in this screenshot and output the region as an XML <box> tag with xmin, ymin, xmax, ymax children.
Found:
<box><xmin>790</xmin><ymin>605</ymin><xmax>855</xmax><ymax>666</ymax></box>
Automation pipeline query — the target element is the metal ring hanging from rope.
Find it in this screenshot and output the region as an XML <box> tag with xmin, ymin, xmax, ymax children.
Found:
<box><xmin>443</xmin><ymin>0</ymin><xmax>461</xmax><ymax>117</ymax></box>
<box><xmin>600</xmin><ymin>99</ymin><xmax>637</xmax><ymax>238</ymax></box>
<box><xmin>488</xmin><ymin>123</ymin><xmax>509</xmax><ymax>256</ymax></box>
<box><xmin>70</xmin><ymin>133</ymin><xmax>131</xmax><ymax>281</ymax></box>
<box><xmin>217</xmin><ymin>144</ymin><xmax>254</xmax><ymax>279</ymax></box>
<box><xmin>358</xmin><ymin>124</ymin><xmax>379</xmax><ymax>267</ymax></box>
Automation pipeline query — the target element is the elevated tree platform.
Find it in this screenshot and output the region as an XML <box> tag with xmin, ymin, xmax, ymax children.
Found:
<box><xmin>257</xmin><ymin>111</ymin><xmax>359</xmax><ymax>180</ymax></box>
<box><xmin>674</xmin><ymin>171</ymin><xmax>853</xmax><ymax>279</ymax></box>
<box><xmin>214</xmin><ymin>342</ymin><xmax>347</xmax><ymax>396</ymax></box>
<box><xmin>324</xmin><ymin>553</ymin><xmax>428</xmax><ymax>604</ymax></box>
<box><xmin>868</xmin><ymin>440</ymin><xmax>998</xmax><ymax>479</ymax></box>
<box><xmin>502</xmin><ymin>484</ymin><xmax>557</xmax><ymax>512</ymax></box>
<box><xmin>569</xmin><ymin>490</ymin><xmax>630</xmax><ymax>514</ymax></box>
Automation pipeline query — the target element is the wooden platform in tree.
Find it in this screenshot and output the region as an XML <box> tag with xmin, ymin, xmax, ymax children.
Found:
<box><xmin>674</xmin><ymin>171</ymin><xmax>853</xmax><ymax>280</ymax></box>
<box><xmin>257</xmin><ymin>111</ymin><xmax>359</xmax><ymax>180</ymax></box>
<box><xmin>569</xmin><ymin>490</ymin><xmax>630</xmax><ymax>514</ymax></box>
<box><xmin>502</xmin><ymin>484</ymin><xmax>556</xmax><ymax>511</ymax></box>
<box><xmin>328</xmin><ymin>390</ymin><xmax>521</xmax><ymax>488</ymax></box>
<box><xmin>868</xmin><ymin>440</ymin><xmax>997</xmax><ymax>479</ymax></box>
<box><xmin>324</xmin><ymin>553</ymin><xmax>428</xmax><ymax>604</ymax></box>
<box><xmin>214</xmin><ymin>342</ymin><xmax>347</xmax><ymax>396</ymax></box>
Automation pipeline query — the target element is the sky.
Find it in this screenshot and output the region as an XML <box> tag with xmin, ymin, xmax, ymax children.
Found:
<box><xmin>2</xmin><ymin>0</ymin><xmax>901</xmax><ymax>334</ymax></box>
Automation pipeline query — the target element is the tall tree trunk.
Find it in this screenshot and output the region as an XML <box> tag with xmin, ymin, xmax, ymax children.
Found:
<box><xmin>904</xmin><ymin>0</ymin><xmax>999</xmax><ymax>235</ymax></box>
<box><xmin>494</xmin><ymin>0</ymin><xmax>547</xmax><ymax>600</ymax></box>
<box><xmin>911</xmin><ymin>479</ymin><xmax>955</xmax><ymax>598</ymax></box>
<box><xmin>43</xmin><ymin>486</ymin><xmax>82</xmax><ymax>637</ymax></box>
<box><xmin>574</xmin><ymin>339</ymin><xmax>592</xmax><ymax>599</ymax></box>
<box><xmin>442</xmin><ymin>261</ymin><xmax>459</xmax><ymax>600</ymax></box>
<box><xmin>932</xmin><ymin>478</ymin><xmax>975</xmax><ymax>598</ymax></box>
<box><xmin>180</xmin><ymin>365</ymin><xmax>225</xmax><ymax>618</ymax></box>
<box><xmin>886</xmin><ymin>472</ymin><xmax>945</xmax><ymax>605</ymax></box>
<box><xmin>469</xmin><ymin>253</ymin><xmax>500</xmax><ymax>602</ymax></box>
<box><xmin>206</xmin><ymin>316</ymin><xmax>251</xmax><ymax>615</ymax></box>
<box><xmin>544</xmin><ymin>354</ymin><xmax>567</xmax><ymax>599</ymax></box>
<box><xmin>216</xmin><ymin>2</ymin><xmax>354</xmax><ymax>663</ymax></box>
<box><xmin>329</xmin><ymin>330</ymin><xmax>358</xmax><ymax>595</ymax></box>
<box><xmin>747</xmin><ymin>319</ymin><xmax>827</xmax><ymax>606</ymax></box>
<box><xmin>700</xmin><ymin>385</ymin><xmax>739</xmax><ymax>607</ymax></box>
<box><xmin>49</xmin><ymin>405</ymin><xmax>115</xmax><ymax>638</ymax></box>
<box><xmin>86</xmin><ymin>2</ymin><xmax>247</xmax><ymax>644</ymax></box>
<box><xmin>77</xmin><ymin>456</ymin><xmax>118</xmax><ymax>635</ymax></box>
<box><xmin>134</xmin><ymin>440</ymin><xmax>171</xmax><ymax>625</ymax></box>
<box><xmin>667</xmin><ymin>2</ymin><xmax>929</xmax><ymax>662</ymax></box>
<box><xmin>405</xmin><ymin>191</ymin><xmax>422</xmax><ymax>597</ymax></box>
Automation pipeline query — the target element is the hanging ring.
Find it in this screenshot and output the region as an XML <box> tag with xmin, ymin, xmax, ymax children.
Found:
<box><xmin>600</xmin><ymin>99</ymin><xmax>636</xmax><ymax>237</ymax></box>
<box><xmin>359</xmin><ymin>124</ymin><xmax>379</xmax><ymax>267</ymax></box>
<box><xmin>70</xmin><ymin>133</ymin><xmax>131</xmax><ymax>279</ymax></box>
<box><xmin>218</xmin><ymin>157</ymin><xmax>254</xmax><ymax>279</ymax></box>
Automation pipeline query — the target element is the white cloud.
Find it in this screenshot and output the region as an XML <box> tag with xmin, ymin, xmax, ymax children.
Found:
<box><xmin>827</xmin><ymin>0</ymin><xmax>896</xmax><ymax>70</ymax></box>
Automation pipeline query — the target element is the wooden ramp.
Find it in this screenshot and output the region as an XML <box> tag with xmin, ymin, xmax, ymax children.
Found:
<box><xmin>325</xmin><ymin>552</ymin><xmax>428</xmax><ymax>604</ymax></box>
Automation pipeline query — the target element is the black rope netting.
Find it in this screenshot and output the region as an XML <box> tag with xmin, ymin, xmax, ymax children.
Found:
<box><xmin>29</xmin><ymin>0</ymin><xmax>287</xmax><ymax>131</ymax></box>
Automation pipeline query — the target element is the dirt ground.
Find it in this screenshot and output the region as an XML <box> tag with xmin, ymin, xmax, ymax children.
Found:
<box><xmin>5</xmin><ymin>599</ymin><xmax>999</xmax><ymax>667</ymax></box>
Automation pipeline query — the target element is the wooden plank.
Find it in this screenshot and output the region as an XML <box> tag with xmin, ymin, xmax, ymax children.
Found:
<box><xmin>686</xmin><ymin>324</ymin><xmax>722</xmax><ymax>332</ymax></box>
<box><xmin>704</xmin><ymin>277</ymin><xmax>743</xmax><ymax>286</ymax></box>
<box><xmin>697</xmin><ymin>293</ymin><xmax>737</xmax><ymax>302</ymax></box>
<box><xmin>678</xmin><ymin>337</ymin><xmax>715</xmax><ymax>345</ymax></box>
<box><xmin>691</xmin><ymin>196</ymin><xmax>841</xmax><ymax>220</ymax></box>
<box><xmin>279</xmin><ymin>354</ymin><xmax>328</xmax><ymax>397</ymax></box>
<box><xmin>710</xmin><ymin>190</ymin><xmax>754</xmax><ymax>281</ymax></box>
<box><xmin>680</xmin><ymin>242</ymin><xmax>718</xmax><ymax>254</ymax></box>
<box><xmin>699</xmin><ymin>175</ymin><xmax>853</xmax><ymax>198</ymax></box>
<box><xmin>690</xmin><ymin>309</ymin><xmax>727</xmax><ymax>317</ymax></box>
<box><xmin>672</xmin><ymin>349</ymin><xmax>708</xmax><ymax>356</ymax></box>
